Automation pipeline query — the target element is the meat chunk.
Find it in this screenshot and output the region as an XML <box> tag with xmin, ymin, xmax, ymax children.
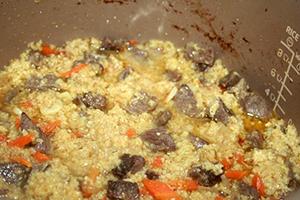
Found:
<box><xmin>119</xmin><ymin>67</ymin><xmax>133</xmax><ymax>81</ymax></box>
<box><xmin>20</xmin><ymin>112</ymin><xmax>51</xmax><ymax>154</ymax></box>
<box><xmin>126</xmin><ymin>91</ymin><xmax>158</xmax><ymax>115</ymax></box>
<box><xmin>76</xmin><ymin>92</ymin><xmax>107</xmax><ymax>111</ymax></box>
<box><xmin>219</xmin><ymin>71</ymin><xmax>241</xmax><ymax>90</ymax></box>
<box><xmin>188</xmin><ymin>166</ymin><xmax>221</xmax><ymax>187</ymax></box>
<box><xmin>237</xmin><ymin>181</ymin><xmax>259</xmax><ymax>200</ymax></box>
<box><xmin>244</xmin><ymin>131</ymin><xmax>264</xmax><ymax>150</ymax></box>
<box><xmin>285</xmin><ymin>160</ymin><xmax>299</xmax><ymax>189</ymax></box>
<box><xmin>241</xmin><ymin>93</ymin><xmax>272</xmax><ymax>119</ymax></box>
<box><xmin>25</xmin><ymin>74</ymin><xmax>59</xmax><ymax>91</ymax></box>
<box><xmin>74</xmin><ymin>53</ymin><xmax>104</xmax><ymax>76</ymax></box>
<box><xmin>213</xmin><ymin>99</ymin><xmax>232</xmax><ymax>124</ymax></box>
<box><xmin>145</xmin><ymin>170</ymin><xmax>159</xmax><ymax>180</ymax></box>
<box><xmin>154</xmin><ymin>110</ymin><xmax>172</xmax><ymax>126</ymax></box>
<box><xmin>184</xmin><ymin>43</ymin><xmax>215</xmax><ymax>72</ymax></box>
<box><xmin>112</xmin><ymin>154</ymin><xmax>145</xmax><ymax>179</ymax></box>
<box><xmin>107</xmin><ymin>180</ymin><xmax>140</xmax><ymax>200</ymax></box>
<box><xmin>99</xmin><ymin>38</ymin><xmax>126</xmax><ymax>53</ymax></box>
<box><xmin>129</xmin><ymin>47</ymin><xmax>149</xmax><ymax>59</ymax></box>
<box><xmin>28</xmin><ymin>50</ymin><xmax>43</xmax><ymax>68</ymax></box>
<box><xmin>173</xmin><ymin>84</ymin><xmax>200</xmax><ymax>118</ymax></box>
<box><xmin>140</xmin><ymin>127</ymin><xmax>176</xmax><ymax>153</ymax></box>
<box><xmin>165</xmin><ymin>70</ymin><xmax>182</xmax><ymax>82</ymax></box>
<box><xmin>0</xmin><ymin>163</ymin><xmax>31</xmax><ymax>186</ymax></box>
<box><xmin>189</xmin><ymin>134</ymin><xmax>208</xmax><ymax>149</ymax></box>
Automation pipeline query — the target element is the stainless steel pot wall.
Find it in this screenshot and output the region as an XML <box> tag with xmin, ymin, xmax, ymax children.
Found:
<box><xmin>0</xmin><ymin>0</ymin><xmax>299</xmax><ymax>199</ymax></box>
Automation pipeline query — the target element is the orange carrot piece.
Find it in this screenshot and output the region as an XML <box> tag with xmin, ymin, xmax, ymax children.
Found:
<box><xmin>125</xmin><ymin>128</ymin><xmax>136</xmax><ymax>138</ymax></box>
<box><xmin>41</xmin><ymin>43</ymin><xmax>63</xmax><ymax>56</ymax></box>
<box><xmin>19</xmin><ymin>100</ymin><xmax>33</xmax><ymax>109</ymax></box>
<box><xmin>88</xmin><ymin>166</ymin><xmax>100</xmax><ymax>183</ymax></box>
<box><xmin>234</xmin><ymin>153</ymin><xmax>245</xmax><ymax>164</ymax></box>
<box><xmin>143</xmin><ymin>179</ymin><xmax>182</xmax><ymax>200</ymax></box>
<box><xmin>168</xmin><ymin>179</ymin><xmax>198</xmax><ymax>191</ymax></box>
<box><xmin>10</xmin><ymin>156</ymin><xmax>32</xmax><ymax>168</ymax></box>
<box><xmin>60</xmin><ymin>63</ymin><xmax>87</xmax><ymax>78</ymax></box>
<box><xmin>152</xmin><ymin>156</ymin><xmax>164</xmax><ymax>168</ymax></box>
<box><xmin>221</xmin><ymin>158</ymin><xmax>234</xmax><ymax>170</ymax></box>
<box><xmin>0</xmin><ymin>134</ymin><xmax>7</xmax><ymax>142</ymax></box>
<box><xmin>72</xmin><ymin>130</ymin><xmax>84</xmax><ymax>138</ymax></box>
<box><xmin>80</xmin><ymin>183</ymin><xmax>94</xmax><ymax>198</ymax></box>
<box><xmin>7</xmin><ymin>134</ymin><xmax>34</xmax><ymax>148</ymax></box>
<box><xmin>128</xmin><ymin>39</ymin><xmax>138</xmax><ymax>46</ymax></box>
<box><xmin>102</xmin><ymin>196</ymin><xmax>107</xmax><ymax>200</ymax></box>
<box><xmin>215</xmin><ymin>195</ymin><xmax>225</xmax><ymax>200</ymax></box>
<box><xmin>41</xmin><ymin>120</ymin><xmax>61</xmax><ymax>136</ymax></box>
<box><xmin>225</xmin><ymin>170</ymin><xmax>248</xmax><ymax>180</ymax></box>
<box><xmin>252</xmin><ymin>174</ymin><xmax>265</xmax><ymax>196</ymax></box>
<box><xmin>15</xmin><ymin>117</ymin><xmax>21</xmax><ymax>130</ymax></box>
<box><xmin>32</xmin><ymin>151</ymin><xmax>50</xmax><ymax>163</ymax></box>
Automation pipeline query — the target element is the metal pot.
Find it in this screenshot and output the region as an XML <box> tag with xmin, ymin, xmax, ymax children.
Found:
<box><xmin>0</xmin><ymin>0</ymin><xmax>299</xmax><ymax>199</ymax></box>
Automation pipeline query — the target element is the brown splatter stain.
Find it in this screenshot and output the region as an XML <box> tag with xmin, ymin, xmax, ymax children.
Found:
<box><xmin>172</xmin><ymin>24</ymin><xmax>189</xmax><ymax>35</ymax></box>
<box><xmin>101</xmin><ymin>0</ymin><xmax>136</xmax><ymax>5</ymax></box>
<box><xmin>163</xmin><ymin>1</ymin><xmax>183</xmax><ymax>14</ymax></box>
<box><xmin>242</xmin><ymin>37</ymin><xmax>250</xmax><ymax>44</ymax></box>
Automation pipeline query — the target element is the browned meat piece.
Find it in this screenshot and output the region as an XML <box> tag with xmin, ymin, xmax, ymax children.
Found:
<box><xmin>241</xmin><ymin>93</ymin><xmax>272</xmax><ymax>119</ymax></box>
<box><xmin>76</xmin><ymin>92</ymin><xmax>107</xmax><ymax>111</ymax></box>
<box><xmin>237</xmin><ymin>181</ymin><xmax>259</xmax><ymax>200</ymax></box>
<box><xmin>107</xmin><ymin>180</ymin><xmax>140</xmax><ymax>200</ymax></box>
<box><xmin>0</xmin><ymin>163</ymin><xmax>31</xmax><ymax>186</ymax></box>
<box><xmin>0</xmin><ymin>188</ymin><xmax>9</xmax><ymax>199</ymax></box>
<box><xmin>244</xmin><ymin>131</ymin><xmax>264</xmax><ymax>150</ymax></box>
<box><xmin>4</xmin><ymin>87</ymin><xmax>20</xmax><ymax>104</ymax></box>
<box><xmin>285</xmin><ymin>160</ymin><xmax>299</xmax><ymax>189</ymax></box>
<box><xmin>213</xmin><ymin>99</ymin><xmax>232</xmax><ymax>124</ymax></box>
<box><xmin>165</xmin><ymin>70</ymin><xmax>182</xmax><ymax>82</ymax></box>
<box><xmin>28</xmin><ymin>50</ymin><xmax>43</xmax><ymax>68</ymax></box>
<box><xmin>154</xmin><ymin>110</ymin><xmax>172</xmax><ymax>126</ymax></box>
<box><xmin>184</xmin><ymin>43</ymin><xmax>215</xmax><ymax>72</ymax></box>
<box><xmin>99</xmin><ymin>38</ymin><xmax>126</xmax><ymax>53</ymax></box>
<box><xmin>25</xmin><ymin>74</ymin><xmax>59</xmax><ymax>92</ymax></box>
<box><xmin>129</xmin><ymin>47</ymin><xmax>149</xmax><ymax>59</ymax></box>
<box><xmin>173</xmin><ymin>84</ymin><xmax>200</xmax><ymax>118</ymax></box>
<box><xmin>20</xmin><ymin>112</ymin><xmax>51</xmax><ymax>154</ymax></box>
<box><xmin>126</xmin><ymin>91</ymin><xmax>158</xmax><ymax>115</ymax></box>
<box><xmin>189</xmin><ymin>134</ymin><xmax>208</xmax><ymax>149</ymax></box>
<box><xmin>219</xmin><ymin>71</ymin><xmax>241</xmax><ymax>90</ymax></box>
<box><xmin>112</xmin><ymin>154</ymin><xmax>145</xmax><ymax>179</ymax></box>
<box><xmin>145</xmin><ymin>170</ymin><xmax>159</xmax><ymax>180</ymax></box>
<box><xmin>188</xmin><ymin>166</ymin><xmax>222</xmax><ymax>187</ymax></box>
<box><xmin>140</xmin><ymin>127</ymin><xmax>176</xmax><ymax>153</ymax></box>
<box><xmin>74</xmin><ymin>53</ymin><xmax>104</xmax><ymax>76</ymax></box>
<box><xmin>119</xmin><ymin>67</ymin><xmax>133</xmax><ymax>80</ymax></box>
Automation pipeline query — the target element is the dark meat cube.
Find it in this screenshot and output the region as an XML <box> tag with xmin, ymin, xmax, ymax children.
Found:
<box><xmin>107</xmin><ymin>180</ymin><xmax>140</xmax><ymax>200</ymax></box>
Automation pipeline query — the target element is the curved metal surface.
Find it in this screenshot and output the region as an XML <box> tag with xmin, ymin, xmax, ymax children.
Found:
<box><xmin>0</xmin><ymin>0</ymin><xmax>299</xmax><ymax>198</ymax></box>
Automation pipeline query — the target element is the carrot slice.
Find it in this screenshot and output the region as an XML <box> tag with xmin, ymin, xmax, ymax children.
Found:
<box><xmin>10</xmin><ymin>156</ymin><xmax>32</xmax><ymax>168</ymax></box>
<box><xmin>19</xmin><ymin>100</ymin><xmax>33</xmax><ymax>109</ymax></box>
<box><xmin>125</xmin><ymin>128</ymin><xmax>136</xmax><ymax>138</ymax></box>
<box><xmin>225</xmin><ymin>170</ymin><xmax>248</xmax><ymax>180</ymax></box>
<box><xmin>0</xmin><ymin>134</ymin><xmax>7</xmax><ymax>142</ymax></box>
<box><xmin>221</xmin><ymin>158</ymin><xmax>234</xmax><ymax>170</ymax></box>
<box><xmin>234</xmin><ymin>153</ymin><xmax>245</xmax><ymax>164</ymax></box>
<box><xmin>88</xmin><ymin>166</ymin><xmax>100</xmax><ymax>183</ymax></box>
<box><xmin>140</xmin><ymin>187</ymin><xmax>149</xmax><ymax>196</ymax></box>
<box><xmin>32</xmin><ymin>151</ymin><xmax>50</xmax><ymax>163</ymax></box>
<box><xmin>252</xmin><ymin>174</ymin><xmax>265</xmax><ymax>196</ymax></box>
<box><xmin>168</xmin><ymin>179</ymin><xmax>198</xmax><ymax>191</ymax></box>
<box><xmin>60</xmin><ymin>63</ymin><xmax>87</xmax><ymax>78</ymax></box>
<box><xmin>15</xmin><ymin>117</ymin><xmax>21</xmax><ymax>130</ymax></box>
<box><xmin>215</xmin><ymin>195</ymin><xmax>225</xmax><ymax>200</ymax></box>
<box><xmin>80</xmin><ymin>183</ymin><xmax>94</xmax><ymax>198</ymax></box>
<box><xmin>7</xmin><ymin>134</ymin><xmax>34</xmax><ymax>148</ymax></box>
<box><xmin>143</xmin><ymin>179</ymin><xmax>182</xmax><ymax>200</ymax></box>
<box><xmin>41</xmin><ymin>120</ymin><xmax>61</xmax><ymax>136</ymax></box>
<box><xmin>152</xmin><ymin>156</ymin><xmax>164</xmax><ymax>168</ymax></box>
<box><xmin>41</xmin><ymin>43</ymin><xmax>63</xmax><ymax>56</ymax></box>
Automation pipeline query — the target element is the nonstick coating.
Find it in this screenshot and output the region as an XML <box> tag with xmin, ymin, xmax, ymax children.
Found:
<box><xmin>0</xmin><ymin>0</ymin><xmax>299</xmax><ymax>199</ymax></box>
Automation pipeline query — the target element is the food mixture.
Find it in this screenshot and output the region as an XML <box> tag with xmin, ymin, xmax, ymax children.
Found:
<box><xmin>0</xmin><ymin>38</ymin><xmax>299</xmax><ymax>200</ymax></box>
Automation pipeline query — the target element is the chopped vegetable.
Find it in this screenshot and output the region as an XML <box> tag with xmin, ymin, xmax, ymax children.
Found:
<box><xmin>32</xmin><ymin>151</ymin><xmax>50</xmax><ymax>163</ymax></box>
<box><xmin>142</xmin><ymin>179</ymin><xmax>182</xmax><ymax>200</ymax></box>
<box><xmin>15</xmin><ymin>117</ymin><xmax>21</xmax><ymax>130</ymax></box>
<box><xmin>140</xmin><ymin>187</ymin><xmax>149</xmax><ymax>196</ymax></box>
<box><xmin>215</xmin><ymin>195</ymin><xmax>225</xmax><ymax>200</ymax></box>
<box><xmin>0</xmin><ymin>134</ymin><xmax>7</xmax><ymax>142</ymax></box>
<box><xmin>234</xmin><ymin>153</ymin><xmax>245</xmax><ymax>165</ymax></box>
<box><xmin>19</xmin><ymin>100</ymin><xmax>33</xmax><ymax>109</ymax></box>
<box><xmin>41</xmin><ymin>120</ymin><xmax>61</xmax><ymax>136</ymax></box>
<box><xmin>7</xmin><ymin>134</ymin><xmax>34</xmax><ymax>148</ymax></box>
<box><xmin>72</xmin><ymin>130</ymin><xmax>84</xmax><ymax>138</ymax></box>
<box><xmin>252</xmin><ymin>174</ymin><xmax>265</xmax><ymax>196</ymax></box>
<box><xmin>128</xmin><ymin>39</ymin><xmax>138</xmax><ymax>46</ymax></box>
<box><xmin>168</xmin><ymin>179</ymin><xmax>198</xmax><ymax>191</ymax></box>
<box><xmin>41</xmin><ymin>43</ymin><xmax>63</xmax><ymax>56</ymax></box>
<box><xmin>125</xmin><ymin>128</ymin><xmax>136</xmax><ymax>138</ymax></box>
<box><xmin>152</xmin><ymin>156</ymin><xmax>164</xmax><ymax>168</ymax></box>
<box><xmin>88</xmin><ymin>166</ymin><xmax>100</xmax><ymax>183</ymax></box>
<box><xmin>225</xmin><ymin>170</ymin><xmax>248</xmax><ymax>180</ymax></box>
<box><xmin>60</xmin><ymin>63</ymin><xmax>88</xmax><ymax>78</ymax></box>
<box><xmin>10</xmin><ymin>156</ymin><xmax>32</xmax><ymax>168</ymax></box>
<box><xmin>80</xmin><ymin>183</ymin><xmax>94</xmax><ymax>198</ymax></box>
<box><xmin>221</xmin><ymin>158</ymin><xmax>234</xmax><ymax>170</ymax></box>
